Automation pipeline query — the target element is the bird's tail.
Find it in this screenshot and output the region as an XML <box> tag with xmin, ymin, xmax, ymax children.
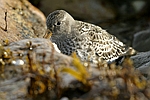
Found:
<box><xmin>126</xmin><ymin>47</ymin><xmax>136</xmax><ymax>56</ymax></box>
<box><xmin>115</xmin><ymin>47</ymin><xmax>136</xmax><ymax>65</ymax></box>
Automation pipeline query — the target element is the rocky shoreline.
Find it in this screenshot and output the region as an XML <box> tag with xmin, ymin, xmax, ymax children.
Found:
<box><xmin>0</xmin><ymin>0</ymin><xmax>150</xmax><ymax>100</ymax></box>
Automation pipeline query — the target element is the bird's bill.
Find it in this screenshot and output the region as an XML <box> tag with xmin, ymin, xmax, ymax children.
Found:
<box><xmin>43</xmin><ymin>29</ymin><xmax>52</xmax><ymax>39</ymax></box>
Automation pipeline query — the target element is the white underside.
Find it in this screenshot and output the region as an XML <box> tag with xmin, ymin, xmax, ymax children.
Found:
<box><xmin>52</xmin><ymin>43</ymin><xmax>61</xmax><ymax>53</ymax></box>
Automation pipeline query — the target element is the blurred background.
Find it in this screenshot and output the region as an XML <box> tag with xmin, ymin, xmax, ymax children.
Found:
<box><xmin>29</xmin><ymin>0</ymin><xmax>150</xmax><ymax>52</ymax></box>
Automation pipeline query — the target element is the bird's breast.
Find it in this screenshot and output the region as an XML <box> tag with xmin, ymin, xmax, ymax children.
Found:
<box><xmin>55</xmin><ymin>37</ymin><xmax>77</xmax><ymax>55</ymax></box>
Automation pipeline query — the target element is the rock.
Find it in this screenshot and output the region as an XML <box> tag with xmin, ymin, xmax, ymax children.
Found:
<box><xmin>109</xmin><ymin>0</ymin><xmax>148</xmax><ymax>18</ymax></box>
<box><xmin>1</xmin><ymin>38</ymin><xmax>75</xmax><ymax>100</ymax></box>
<box><xmin>1</xmin><ymin>38</ymin><xmax>150</xmax><ymax>100</ymax></box>
<box><xmin>5</xmin><ymin>38</ymin><xmax>72</xmax><ymax>66</ymax></box>
<box><xmin>39</xmin><ymin>0</ymin><xmax>116</xmax><ymax>23</ymax></box>
<box><xmin>131</xmin><ymin>51</ymin><xmax>150</xmax><ymax>77</ymax></box>
<box><xmin>0</xmin><ymin>0</ymin><xmax>46</xmax><ymax>43</ymax></box>
<box><xmin>132</xmin><ymin>29</ymin><xmax>150</xmax><ymax>52</ymax></box>
<box><xmin>35</xmin><ymin>0</ymin><xmax>150</xmax><ymax>24</ymax></box>
<box><xmin>0</xmin><ymin>0</ymin><xmax>150</xmax><ymax>99</ymax></box>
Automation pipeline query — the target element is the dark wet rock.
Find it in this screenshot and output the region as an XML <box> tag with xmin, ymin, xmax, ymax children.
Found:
<box><xmin>38</xmin><ymin>0</ymin><xmax>116</xmax><ymax>23</ymax></box>
<box><xmin>108</xmin><ymin>0</ymin><xmax>149</xmax><ymax>18</ymax></box>
<box><xmin>132</xmin><ymin>29</ymin><xmax>150</xmax><ymax>52</ymax></box>
<box><xmin>32</xmin><ymin>0</ymin><xmax>150</xmax><ymax>24</ymax></box>
<box><xmin>106</xmin><ymin>17</ymin><xmax>150</xmax><ymax>47</ymax></box>
<box><xmin>131</xmin><ymin>51</ymin><xmax>150</xmax><ymax>77</ymax></box>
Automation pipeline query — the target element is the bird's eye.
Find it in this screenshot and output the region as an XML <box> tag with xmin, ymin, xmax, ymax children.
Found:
<box><xmin>56</xmin><ymin>22</ymin><xmax>61</xmax><ymax>25</ymax></box>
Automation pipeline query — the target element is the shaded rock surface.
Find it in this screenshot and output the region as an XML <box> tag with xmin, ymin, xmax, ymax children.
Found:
<box><xmin>131</xmin><ymin>51</ymin><xmax>150</xmax><ymax>77</ymax></box>
<box><xmin>34</xmin><ymin>0</ymin><xmax>150</xmax><ymax>24</ymax></box>
<box><xmin>106</xmin><ymin>17</ymin><xmax>150</xmax><ymax>46</ymax></box>
<box><xmin>38</xmin><ymin>0</ymin><xmax>116</xmax><ymax>23</ymax></box>
<box><xmin>132</xmin><ymin>29</ymin><xmax>150</xmax><ymax>52</ymax></box>
<box><xmin>107</xmin><ymin>0</ymin><xmax>150</xmax><ymax>18</ymax></box>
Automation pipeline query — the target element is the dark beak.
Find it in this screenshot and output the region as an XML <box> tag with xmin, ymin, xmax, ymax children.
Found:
<box><xmin>43</xmin><ymin>29</ymin><xmax>52</xmax><ymax>39</ymax></box>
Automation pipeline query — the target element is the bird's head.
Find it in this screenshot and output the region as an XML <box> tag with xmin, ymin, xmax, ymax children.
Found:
<box><xmin>43</xmin><ymin>10</ymin><xmax>75</xmax><ymax>40</ymax></box>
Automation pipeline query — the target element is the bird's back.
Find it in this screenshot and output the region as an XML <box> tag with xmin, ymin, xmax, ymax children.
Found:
<box><xmin>73</xmin><ymin>21</ymin><xmax>134</xmax><ymax>62</ymax></box>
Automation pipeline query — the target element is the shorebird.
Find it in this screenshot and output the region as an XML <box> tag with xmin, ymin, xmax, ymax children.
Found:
<box><xmin>44</xmin><ymin>10</ymin><xmax>135</xmax><ymax>63</ymax></box>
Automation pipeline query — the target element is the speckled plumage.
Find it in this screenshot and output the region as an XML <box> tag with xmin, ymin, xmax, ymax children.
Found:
<box><xmin>44</xmin><ymin>10</ymin><xmax>134</xmax><ymax>62</ymax></box>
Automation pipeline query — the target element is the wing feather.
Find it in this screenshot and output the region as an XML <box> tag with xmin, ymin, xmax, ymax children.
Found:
<box><xmin>76</xmin><ymin>21</ymin><xmax>130</xmax><ymax>62</ymax></box>
<box><xmin>82</xmin><ymin>22</ymin><xmax>127</xmax><ymax>62</ymax></box>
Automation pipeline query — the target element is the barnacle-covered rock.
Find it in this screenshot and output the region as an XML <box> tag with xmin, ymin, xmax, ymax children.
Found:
<box><xmin>0</xmin><ymin>0</ymin><xmax>46</xmax><ymax>43</ymax></box>
<box><xmin>0</xmin><ymin>38</ymin><xmax>150</xmax><ymax>100</ymax></box>
<box><xmin>0</xmin><ymin>38</ymin><xmax>74</xmax><ymax>100</ymax></box>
